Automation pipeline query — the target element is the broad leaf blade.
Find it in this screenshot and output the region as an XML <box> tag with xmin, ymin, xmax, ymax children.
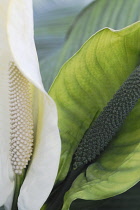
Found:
<box><xmin>34</xmin><ymin>4</ymin><xmax>81</xmax><ymax>60</ymax></box>
<box><xmin>33</xmin><ymin>0</ymin><xmax>93</xmax><ymax>87</ymax></box>
<box><xmin>70</xmin><ymin>181</ymin><xmax>140</xmax><ymax>210</ymax></box>
<box><xmin>49</xmin><ymin>22</ymin><xmax>140</xmax><ymax>209</ymax></box>
<box><xmin>42</xmin><ymin>0</ymin><xmax>140</xmax><ymax>91</ymax></box>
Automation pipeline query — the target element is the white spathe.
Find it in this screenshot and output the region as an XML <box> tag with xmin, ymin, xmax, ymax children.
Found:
<box><xmin>0</xmin><ymin>0</ymin><xmax>61</xmax><ymax>209</ymax></box>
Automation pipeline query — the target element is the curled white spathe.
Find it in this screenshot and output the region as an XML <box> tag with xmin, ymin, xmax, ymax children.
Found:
<box><xmin>0</xmin><ymin>0</ymin><xmax>61</xmax><ymax>209</ymax></box>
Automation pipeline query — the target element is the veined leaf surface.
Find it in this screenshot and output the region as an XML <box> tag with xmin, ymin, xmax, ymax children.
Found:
<box><xmin>49</xmin><ymin>22</ymin><xmax>140</xmax><ymax>210</ymax></box>
<box><xmin>42</xmin><ymin>0</ymin><xmax>140</xmax><ymax>91</ymax></box>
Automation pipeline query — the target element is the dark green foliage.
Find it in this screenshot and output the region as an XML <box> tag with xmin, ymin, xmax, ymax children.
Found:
<box><xmin>73</xmin><ymin>65</ymin><xmax>140</xmax><ymax>169</ymax></box>
<box><xmin>47</xmin><ymin>65</ymin><xmax>140</xmax><ymax>210</ymax></box>
<box><xmin>70</xmin><ymin>181</ymin><xmax>140</xmax><ymax>210</ymax></box>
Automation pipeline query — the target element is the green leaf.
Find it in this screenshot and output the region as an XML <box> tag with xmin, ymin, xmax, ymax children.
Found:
<box><xmin>34</xmin><ymin>4</ymin><xmax>80</xmax><ymax>60</ymax></box>
<box><xmin>70</xmin><ymin>181</ymin><xmax>140</xmax><ymax>210</ymax></box>
<box><xmin>42</xmin><ymin>0</ymin><xmax>140</xmax><ymax>91</ymax></box>
<box><xmin>70</xmin><ymin>199</ymin><xmax>106</xmax><ymax>210</ymax></box>
<box><xmin>33</xmin><ymin>0</ymin><xmax>93</xmax><ymax>90</ymax></box>
<box><xmin>35</xmin><ymin>3</ymin><xmax>87</xmax><ymax>89</ymax></box>
<box><xmin>49</xmin><ymin>22</ymin><xmax>140</xmax><ymax>209</ymax></box>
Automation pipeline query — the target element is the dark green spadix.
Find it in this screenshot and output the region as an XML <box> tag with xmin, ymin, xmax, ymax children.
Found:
<box><xmin>47</xmin><ymin>65</ymin><xmax>140</xmax><ymax>210</ymax></box>
<box><xmin>73</xmin><ymin>65</ymin><xmax>140</xmax><ymax>169</ymax></box>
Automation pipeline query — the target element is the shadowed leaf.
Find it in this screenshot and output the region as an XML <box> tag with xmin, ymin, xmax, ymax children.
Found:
<box><xmin>49</xmin><ymin>22</ymin><xmax>140</xmax><ymax>210</ymax></box>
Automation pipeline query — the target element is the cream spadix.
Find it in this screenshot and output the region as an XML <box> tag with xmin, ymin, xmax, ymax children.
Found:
<box><xmin>9</xmin><ymin>62</ymin><xmax>34</xmax><ymax>175</ymax></box>
<box><xmin>0</xmin><ymin>0</ymin><xmax>61</xmax><ymax>210</ymax></box>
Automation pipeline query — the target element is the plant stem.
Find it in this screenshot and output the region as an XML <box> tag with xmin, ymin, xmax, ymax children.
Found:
<box><xmin>11</xmin><ymin>171</ymin><xmax>25</xmax><ymax>210</ymax></box>
<box><xmin>46</xmin><ymin>165</ymin><xmax>86</xmax><ymax>210</ymax></box>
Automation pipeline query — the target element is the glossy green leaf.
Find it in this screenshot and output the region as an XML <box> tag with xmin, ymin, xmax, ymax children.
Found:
<box><xmin>34</xmin><ymin>3</ymin><xmax>81</xmax><ymax>60</ymax></box>
<box><xmin>70</xmin><ymin>199</ymin><xmax>106</xmax><ymax>210</ymax></box>
<box><xmin>49</xmin><ymin>22</ymin><xmax>140</xmax><ymax>209</ymax></box>
<box><xmin>33</xmin><ymin>0</ymin><xmax>92</xmax><ymax>79</ymax></box>
<box><xmin>35</xmin><ymin>0</ymin><xmax>91</xmax><ymax>89</ymax></box>
<box><xmin>42</xmin><ymin>0</ymin><xmax>140</xmax><ymax>91</ymax></box>
<box><xmin>70</xmin><ymin>181</ymin><xmax>140</xmax><ymax>210</ymax></box>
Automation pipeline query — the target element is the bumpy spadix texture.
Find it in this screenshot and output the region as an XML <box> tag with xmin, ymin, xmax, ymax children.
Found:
<box><xmin>9</xmin><ymin>62</ymin><xmax>34</xmax><ymax>175</ymax></box>
<box><xmin>73</xmin><ymin>65</ymin><xmax>140</xmax><ymax>169</ymax></box>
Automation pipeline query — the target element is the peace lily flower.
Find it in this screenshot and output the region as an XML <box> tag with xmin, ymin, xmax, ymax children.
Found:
<box><xmin>0</xmin><ymin>0</ymin><xmax>61</xmax><ymax>210</ymax></box>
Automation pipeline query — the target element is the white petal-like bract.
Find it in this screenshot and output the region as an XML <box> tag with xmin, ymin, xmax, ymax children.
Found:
<box><xmin>1</xmin><ymin>0</ymin><xmax>61</xmax><ymax>209</ymax></box>
<box><xmin>0</xmin><ymin>0</ymin><xmax>15</xmax><ymax>207</ymax></box>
